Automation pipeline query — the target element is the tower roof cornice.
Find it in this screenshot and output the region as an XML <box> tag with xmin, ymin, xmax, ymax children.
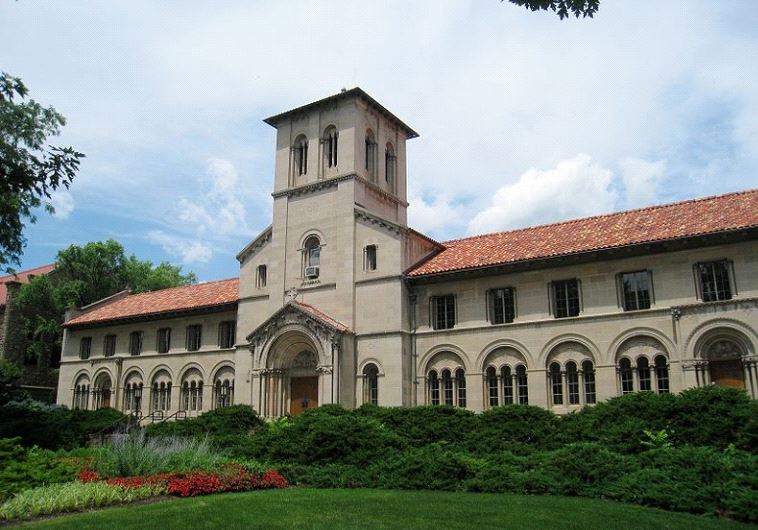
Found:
<box><xmin>263</xmin><ymin>87</ymin><xmax>419</xmax><ymax>139</ymax></box>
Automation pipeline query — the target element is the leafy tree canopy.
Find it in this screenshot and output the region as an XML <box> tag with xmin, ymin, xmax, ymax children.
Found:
<box><xmin>506</xmin><ymin>0</ymin><xmax>599</xmax><ymax>19</ymax></box>
<box><xmin>16</xmin><ymin>240</ymin><xmax>196</xmax><ymax>365</ymax></box>
<box><xmin>0</xmin><ymin>73</ymin><xmax>84</xmax><ymax>273</ymax></box>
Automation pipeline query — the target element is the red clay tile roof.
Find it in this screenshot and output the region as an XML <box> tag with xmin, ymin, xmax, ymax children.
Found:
<box><xmin>294</xmin><ymin>300</ymin><xmax>353</xmax><ymax>334</ymax></box>
<box><xmin>64</xmin><ymin>278</ymin><xmax>239</xmax><ymax>327</ymax></box>
<box><xmin>408</xmin><ymin>190</ymin><xmax>758</xmax><ymax>277</ymax></box>
<box><xmin>0</xmin><ymin>264</ymin><xmax>55</xmax><ymax>304</ymax></box>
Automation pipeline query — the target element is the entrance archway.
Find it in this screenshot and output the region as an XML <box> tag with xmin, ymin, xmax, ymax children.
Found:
<box><xmin>707</xmin><ymin>339</ymin><xmax>746</xmax><ymax>389</ymax></box>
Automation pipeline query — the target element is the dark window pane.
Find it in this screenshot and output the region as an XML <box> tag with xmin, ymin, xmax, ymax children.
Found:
<box><xmin>554</xmin><ymin>280</ymin><xmax>580</xmax><ymax>318</ymax></box>
<box><xmin>699</xmin><ymin>261</ymin><xmax>732</xmax><ymax>302</ymax></box>
<box><xmin>622</xmin><ymin>271</ymin><xmax>651</xmax><ymax>311</ymax></box>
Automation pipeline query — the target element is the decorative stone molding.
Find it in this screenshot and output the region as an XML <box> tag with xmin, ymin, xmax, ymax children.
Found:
<box><xmin>354</xmin><ymin>208</ymin><xmax>402</xmax><ymax>235</ymax></box>
<box><xmin>316</xmin><ymin>364</ymin><xmax>334</xmax><ymax>375</ymax></box>
<box><xmin>236</xmin><ymin>226</ymin><xmax>272</xmax><ymax>263</ymax></box>
<box><xmin>271</xmin><ymin>174</ymin><xmax>353</xmax><ymax>200</ymax></box>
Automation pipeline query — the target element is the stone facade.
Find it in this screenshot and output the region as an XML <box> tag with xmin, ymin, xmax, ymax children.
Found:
<box><xmin>56</xmin><ymin>89</ymin><xmax>758</xmax><ymax>418</ymax></box>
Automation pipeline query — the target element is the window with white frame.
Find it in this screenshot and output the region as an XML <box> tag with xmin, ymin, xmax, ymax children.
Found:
<box><xmin>550</xmin><ymin>362</ymin><xmax>563</xmax><ymax>405</ymax></box>
<box><xmin>157</xmin><ymin>328</ymin><xmax>171</xmax><ymax>354</ymax></box>
<box><xmin>218</xmin><ymin>321</ymin><xmax>235</xmax><ymax>349</ymax></box>
<box><xmin>619</xmin><ymin>358</ymin><xmax>634</xmax><ymax>394</ymax></box>
<box><xmin>516</xmin><ymin>365</ymin><xmax>528</xmax><ymax>404</ymax></box>
<box><xmin>428</xmin><ymin>370</ymin><xmax>440</xmax><ymax>405</ymax></box>
<box><xmin>186</xmin><ymin>325</ymin><xmax>202</xmax><ymax>352</ymax></box>
<box><xmin>695</xmin><ymin>260</ymin><xmax>733</xmax><ymax>302</ymax></box>
<box><xmin>566</xmin><ymin>361</ymin><xmax>580</xmax><ymax>405</ymax></box>
<box><xmin>431</xmin><ymin>294</ymin><xmax>456</xmax><ymax>330</ymax></box>
<box><xmin>104</xmin><ymin>334</ymin><xmax>116</xmax><ymax>357</ymax></box>
<box><xmin>487</xmin><ymin>366</ymin><xmax>499</xmax><ymax>407</ymax></box>
<box><xmin>129</xmin><ymin>331</ymin><xmax>143</xmax><ymax>356</ymax></box>
<box><xmin>455</xmin><ymin>368</ymin><xmax>466</xmax><ymax>408</ymax></box>
<box><xmin>551</xmin><ymin>279</ymin><xmax>581</xmax><ymax>318</ymax></box>
<box><xmin>363</xmin><ymin>363</ymin><xmax>379</xmax><ymax>405</ymax></box>
<box><xmin>654</xmin><ymin>355</ymin><xmax>670</xmax><ymax>393</ymax></box>
<box><xmin>489</xmin><ymin>287</ymin><xmax>516</xmax><ymax>324</ymax></box>
<box><xmin>303</xmin><ymin>236</ymin><xmax>321</xmax><ymax>279</ymax></box>
<box><xmin>619</xmin><ymin>270</ymin><xmax>653</xmax><ymax>311</ymax></box>
<box><xmin>582</xmin><ymin>360</ymin><xmax>596</xmax><ymax>404</ymax></box>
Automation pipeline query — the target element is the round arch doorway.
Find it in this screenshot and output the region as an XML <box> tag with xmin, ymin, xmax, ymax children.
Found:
<box><xmin>288</xmin><ymin>350</ymin><xmax>319</xmax><ymax>415</ymax></box>
<box><xmin>707</xmin><ymin>339</ymin><xmax>746</xmax><ymax>390</ymax></box>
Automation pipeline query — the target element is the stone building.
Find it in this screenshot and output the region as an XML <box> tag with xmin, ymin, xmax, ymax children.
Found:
<box><xmin>55</xmin><ymin>88</ymin><xmax>758</xmax><ymax>418</ymax></box>
<box><xmin>1</xmin><ymin>264</ymin><xmax>58</xmax><ymax>400</ymax></box>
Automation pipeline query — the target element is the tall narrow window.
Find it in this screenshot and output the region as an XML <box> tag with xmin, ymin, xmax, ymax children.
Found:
<box><xmin>566</xmin><ymin>361</ymin><xmax>580</xmax><ymax>405</ymax></box>
<box><xmin>619</xmin><ymin>358</ymin><xmax>634</xmax><ymax>394</ymax></box>
<box><xmin>455</xmin><ymin>368</ymin><xmax>466</xmax><ymax>408</ymax></box>
<box><xmin>696</xmin><ymin>260</ymin><xmax>732</xmax><ymax>302</ymax></box>
<box><xmin>486</xmin><ymin>366</ymin><xmax>499</xmax><ymax>407</ymax></box>
<box><xmin>256</xmin><ymin>265</ymin><xmax>267</xmax><ymax>288</ymax></box>
<box><xmin>552</xmin><ymin>279</ymin><xmax>580</xmax><ymax>318</ymax></box>
<box><xmin>385</xmin><ymin>143</ymin><xmax>396</xmax><ymax>190</ymax></box>
<box><xmin>501</xmin><ymin>365</ymin><xmax>514</xmax><ymax>405</ymax></box>
<box><xmin>638</xmin><ymin>357</ymin><xmax>652</xmax><ymax>391</ymax></box>
<box><xmin>516</xmin><ymin>365</ymin><xmax>528</xmax><ymax>404</ymax></box>
<box><xmin>157</xmin><ymin>328</ymin><xmax>171</xmax><ymax>354</ymax></box>
<box><xmin>582</xmin><ymin>360</ymin><xmax>596</xmax><ymax>404</ymax></box>
<box><xmin>550</xmin><ymin>362</ymin><xmax>563</xmax><ymax>405</ymax></box>
<box><xmin>129</xmin><ymin>331</ymin><xmax>143</xmax><ymax>356</ymax></box>
<box><xmin>215</xmin><ymin>379</ymin><xmax>234</xmax><ymax>408</ymax></box>
<box><xmin>294</xmin><ymin>136</ymin><xmax>308</xmax><ymax>176</ymax></box>
<box><xmin>620</xmin><ymin>271</ymin><xmax>652</xmax><ymax>311</ymax></box>
<box><xmin>442</xmin><ymin>369</ymin><xmax>454</xmax><ymax>405</ymax></box>
<box><xmin>218</xmin><ymin>321</ymin><xmax>236</xmax><ymax>349</ymax></box>
<box><xmin>431</xmin><ymin>295</ymin><xmax>456</xmax><ymax>330</ymax></box>
<box><xmin>364</xmin><ymin>245</ymin><xmax>377</xmax><ymax>272</ymax></box>
<box><xmin>303</xmin><ymin>236</ymin><xmax>321</xmax><ymax>279</ymax></box>
<box><xmin>186</xmin><ymin>325</ymin><xmax>202</xmax><ymax>351</ymax></box>
<box><xmin>104</xmin><ymin>334</ymin><xmax>116</xmax><ymax>357</ymax></box>
<box><xmin>365</xmin><ymin>130</ymin><xmax>376</xmax><ymax>180</ymax></box>
<box><xmin>490</xmin><ymin>288</ymin><xmax>516</xmax><ymax>324</ymax></box>
<box><xmin>363</xmin><ymin>363</ymin><xmax>379</xmax><ymax>405</ymax></box>
<box><xmin>79</xmin><ymin>337</ymin><xmax>92</xmax><ymax>360</ymax></box>
<box><xmin>655</xmin><ymin>355</ymin><xmax>670</xmax><ymax>394</ymax></box>
<box><xmin>429</xmin><ymin>370</ymin><xmax>440</xmax><ymax>405</ymax></box>
<box><xmin>323</xmin><ymin>126</ymin><xmax>338</xmax><ymax>168</ymax></box>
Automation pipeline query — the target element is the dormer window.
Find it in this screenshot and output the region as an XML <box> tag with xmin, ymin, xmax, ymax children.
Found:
<box><xmin>385</xmin><ymin>143</ymin><xmax>396</xmax><ymax>191</ymax></box>
<box><xmin>323</xmin><ymin>126</ymin><xmax>338</xmax><ymax>168</ymax></box>
<box><xmin>365</xmin><ymin>130</ymin><xmax>376</xmax><ymax>180</ymax></box>
<box><xmin>303</xmin><ymin>235</ymin><xmax>321</xmax><ymax>279</ymax></box>
<box><xmin>294</xmin><ymin>135</ymin><xmax>308</xmax><ymax>176</ymax></box>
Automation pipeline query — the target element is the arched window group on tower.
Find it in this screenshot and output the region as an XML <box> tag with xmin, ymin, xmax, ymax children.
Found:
<box><xmin>323</xmin><ymin>126</ymin><xmax>338</xmax><ymax>168</ymax></box>
<box><xmin>294</xmin><ymin>135</ymin><xmax>308</xmax><ymax>176</ymax></box>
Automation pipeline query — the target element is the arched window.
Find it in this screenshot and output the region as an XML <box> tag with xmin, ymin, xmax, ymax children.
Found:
<box><xmin>550</xmin><ymin>362</ymin><xmax>563</xmax><ymax>405</ymax></box>
<box><xmin>72</xmin><ymin>375</ymin><xmax>90</xmax><ymax>410</ymax></box>
<box><xmin>294</xmin><ymin>135</ymin><xmax>308</xmax><ymax>176</ymax></box>
<box><xmin>486</xmin><ymin>366</ymin><xmax>499</xmax><ymax>407</ymax></box>
<box><xmin>442</xmin><ymin>369</ymin><xmax>454</xmax><ymax>405</ymax></box>
<box><xmin>151</xmin><ymin>372</ymin><xmax>172</xmax><ymax>413</ymax></box>
<box><xmin>93</xmin><ymin>374</ymin><xmax>112</xmax><ymax>409</ymax></box>
<box><xmin>323</xmin><ymin>126</ymin><xmax>338</xmax><ymax>168</ymax></box>
<box><xmin>455</xmin><ymin>368</ymin><xmax>466</xmax><ymax>408</ymax></box>
<box><xmin>516</xmin><ymin>365</ymin><xmax>528</xmax><ymax>404</ymax></box>
<box><xmin>214</xmin><ymin>379</ymin><xmax>234</xmax><ymax>408</ymax></box>
<box><xmin>182</xmin><ymin>381</ymin><xmax>203</xmax><ymax>412</ymax></box>
<box><xmin>501</xmin><ymin>365</ymin><xmax>514</xmax><ymax>405</ymax></box>
<box><xmin>365</xmin><ymin>130</ymin><xmax>376</xmax><ymax>180</ymax></box>
<box><xmin>303</xmin><ymin>236</ymin><xmax>321</xmax><ymax>279</ymax></box>
<box><xmin>428</xmin><ymin>370</ymin><xmax>440</xmax><ymax>405</ymax></box>
<box><xmin>619</xmin><ymin>358</ymin><xmax>634</xmax><ymax>394</ymax></box>
<box><xmin>655</xmin><ymin>355</ymin><xmax>669</xmax><ymax>394</ymax></box>
<box><xmin>385</xmin><ymin>143</ymin><xmax>396</xmax><ymax>190</ymax></box>
<box><xmin>638</xmin><ymin>357</ymin><xmax>651</xmax><ymax>391</ymax></box>
<box><xmin>363</xmin><ymin>363</ymin><xmax>379</xmax><ymax>406</ymax></box>
<box><xmin>582</xmin><ymin>360</ymin><xmax>596</xmax><ymax>404</ymax></box>
<box><xmin>566</xmin><ymin>361</ymin><xmax>579</xmax><ymax>405</ymax></box>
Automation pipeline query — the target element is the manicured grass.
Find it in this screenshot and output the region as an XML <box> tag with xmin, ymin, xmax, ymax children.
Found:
<box><xmin>18</xmin><ymin>489</ymin><xmax>753</xmax><ymax>530</ymax></box>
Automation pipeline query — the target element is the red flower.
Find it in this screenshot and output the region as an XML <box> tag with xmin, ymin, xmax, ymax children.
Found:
<box><xmin>77</xmin><ymin>470</ymin><xmax>101</xmax><ymax>483</ymax></box>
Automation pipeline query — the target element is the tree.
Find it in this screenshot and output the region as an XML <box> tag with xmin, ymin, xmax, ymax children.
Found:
<box><xmin>0</xmin><ymin>72</ymin><xmax>84</xmax><ymax>273</ymax></box>
<box><xmin>15</xmin><ymin>240</ymin><xmax>196</xmax><ymax>366</ymax></box>
<box><xmin>506</xmin><ymin>0</ymin><xmax>599</xmax><ymax>19</ymax></box>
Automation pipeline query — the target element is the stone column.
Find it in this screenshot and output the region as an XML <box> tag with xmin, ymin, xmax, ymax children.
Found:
<box><xmin>529</xmin><ymin>368</ymin><xmax>548</xmax><ymax>408</ymax></box>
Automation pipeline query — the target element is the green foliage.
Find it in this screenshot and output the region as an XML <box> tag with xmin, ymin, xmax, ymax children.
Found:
<box><xmin>0</xmin><ymin>359</ymin><xmax>23</xmax><ymax>405</ymax></box>
<box><xmin>465</xmin><ymin>405</ymin><xmax>561</xmax><ymax>454</ymax></box>
<box><xmin>16</xmin><ymin>239</ymin><xmax>196</xmax><ymax>364</ymax></box>
<box><xmin>0</xmin><ymin>403</ymin><xmax>125</xmax><ymax>450</ymax></box>
<box><xmin>0</xmin><ymin>480</ymin><xmax>163</xmax><ymax>521</ymax></box>
<box><xmin>371</xmin><ymin>443</ymin><xmax>481</xmax><ymax>491</ymax></box>
<box><xmin>356</xmin><ymin>404</ymin><xmax>477</xmax><ymax>447</ymax></box>
<box><xmin>0</xmin><ymin>72</ymin><xmax>84</xmax><ymax>272</ymax></box>
<box><xmin>506</xmin><ymin>0</ymin><xmax>599</xmax><ymax>20</ymax></box>
<box><xmin>145</xmin><ymin>405</ymin><xmax>263</xmax><ymax>438</ymax></box>
<box><xmin>641</xmin><ymin>429</ymin><xmax>673</xmax><ymax>450</ymax></box>
<box><xmin>91</xmin><ymin>432</ymin><xmax>226</xmax><ymax>478</ymax></box>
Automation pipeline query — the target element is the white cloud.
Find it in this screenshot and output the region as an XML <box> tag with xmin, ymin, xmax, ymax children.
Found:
<box><xmin>407</xmin><ymin>188</ymin><xmax>466</xmax><ymax>237</ymax></box>
<box><xmin>468</xmin><ymin>154</ymin><xmax>617</xmax><ymax>235</ymax></box>
<box><xmin>49</xmin><ymin>189</ymin><xmax>74</xmax><ymax>219</ymax></box>
<box><xmin>147</xmin><ymin>230</ymin><xmax>212</xmax><ymax>264</ymax></box>
<box><xmin>619</xmin><ymin>157</ymin><xmax>667</xmax><ymax>207</ymax></box>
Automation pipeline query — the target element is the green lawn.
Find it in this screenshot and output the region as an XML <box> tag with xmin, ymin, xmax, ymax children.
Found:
<box><xmin>17</xmin><ymin>489</ymin><xmax>754</xmax><ymax>530</ymax></box>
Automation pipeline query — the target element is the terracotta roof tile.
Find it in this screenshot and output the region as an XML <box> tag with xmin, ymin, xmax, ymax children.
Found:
<box><xmin>294</xmin><ymin>301</ymin><xmax>353</xmax><ymax>334</ymax></box>
<box><xmin>408</xmin><ymin>190</ymin><xmax>758</xmax><ymax>277</ymax></box>
<box><xmin>0</xmin><ymin>264</ymin><xmax>55</xmax><ymax>304</ymax></box>
<box><xmin>65</xmin><ymin>278</ymin><xmax>239</xmax><ymax>327</ymax></box>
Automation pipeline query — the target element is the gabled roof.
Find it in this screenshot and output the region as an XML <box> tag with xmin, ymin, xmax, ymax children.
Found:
<box><xmin>408</xmin><ymin>189</ymin><xmax>758</xmax><ymax>277</ymax></box>
<box><xmin>0</xmin><ymin>264</ymin><xmax>55</xmax><ymax>305</ymax></box>
<box><xmin>263</xmin><ymin>87</ymin><xmax>419</xmax><ymax>139</ymax></box>
<box><xmin>64</xmin><ymin>278</ymin><xmax>239</xmax><ymax>327</ymax></box>
<box><xmin>246</xmin><ymin>300</ymin><xmax>353</xmax><ymax>342</ymax></box>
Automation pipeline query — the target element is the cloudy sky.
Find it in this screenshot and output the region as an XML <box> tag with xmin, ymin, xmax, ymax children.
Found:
<box><xmin>3</xmin><ymin>1</ymin><xmax>757</xmax><ymax>280</ymax></box>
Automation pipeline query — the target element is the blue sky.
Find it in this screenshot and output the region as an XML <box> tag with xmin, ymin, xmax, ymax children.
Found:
<box><xmin>2</xmin><ymin>0</ymin><xmax>757</xmax><ymax>281</ymax></box>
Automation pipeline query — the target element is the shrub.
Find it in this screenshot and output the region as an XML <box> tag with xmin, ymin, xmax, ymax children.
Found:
<box><xmin>277</xmin><ymin>463</ymin><xmax>371</xmax><ymax>488</ymax></box>
<box><xmin>145</xmin><ymin>405</ymin><xmax>263</xmax><ymax>438</ymax></box>
<box><xmin>465</xmin><ymin>405</ymin><xmax>561</xmax><ymax>454</ymax></box>
<box><xmin>91</xmin><ymin>432</ymin><xmax>226</xmax><ymax>477</ymax></box>
<box><xmin>371</xmin><ymin>444</ymin><xmax>481</xmax><ymax>491</ymax></box>
<box><xmin>356</xmin><ymin>405</ymin><xmax>477</xmax><ymax>448</ymax></box>
<box><xmin>0</xmin><ymin>481</ymin><xmax>163</xmax><ymax>521</ymax></box>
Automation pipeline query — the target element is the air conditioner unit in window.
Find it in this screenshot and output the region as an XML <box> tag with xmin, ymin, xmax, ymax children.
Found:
<box><xmin>305</xmin><ymin>266</ymin><xmax>320</xmax><ymax>279</ymax></box>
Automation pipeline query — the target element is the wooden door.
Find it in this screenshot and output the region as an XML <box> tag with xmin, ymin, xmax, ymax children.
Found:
<box><xmin>710</xmin><ymin>360</ymin><xmax>745</xmax><ymax>389</ymax></box>
<box><xmin>290</xmin><ymin>377</ymin><xmax>319</xmax><ymax>416</ymax></box>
